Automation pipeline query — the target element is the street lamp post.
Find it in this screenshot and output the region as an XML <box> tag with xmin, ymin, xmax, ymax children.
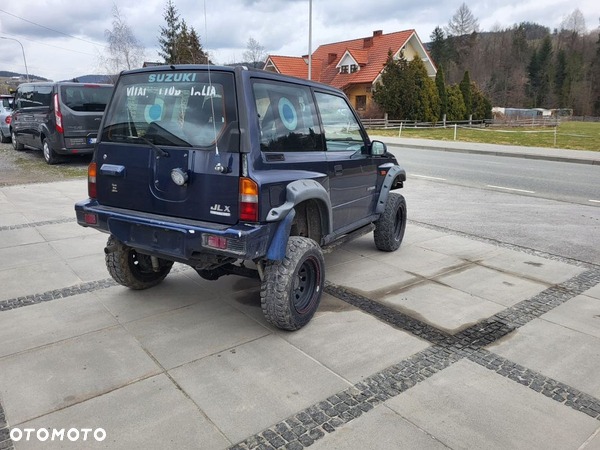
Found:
<box><xmin>0</xmin><ymin>37</ymin><xmax>29</xmax><ymax>82</ymax></box>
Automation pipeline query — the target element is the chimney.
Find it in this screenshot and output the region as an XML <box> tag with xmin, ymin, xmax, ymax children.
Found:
<box><xmin>327</xmin><ymin>53</ymin><xmax>337</xmax><ymax>64</ymax></box>
<box><xmin>373</xmin><ymin>30</ymin><xmax>383</xmax><ymax>37</ymax></box>
<box><xmin>363</xmin><ymin>37</ymin><xmax>373</xmax><ymax>48</ymax></box>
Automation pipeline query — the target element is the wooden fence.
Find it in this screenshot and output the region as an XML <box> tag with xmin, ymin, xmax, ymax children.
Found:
<box><xmin>360</xmin><ymin>117</ymin><xmax>561</xmax><ymax>129</ymax></box>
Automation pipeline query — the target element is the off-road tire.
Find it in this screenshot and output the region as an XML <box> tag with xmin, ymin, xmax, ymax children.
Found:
<box><xmin>105</xmin><ymin>236</ymin><xmax>173</xmax><ymax>290</ymax></box>
<box><xmin>260</xmin><ymin>236</ymin><xmax>325</xmax><ymax>331</ymax></box>
<box><xmin>0</xmin><ymin>130</ymin><xmax>10</xmax><ymax>143</ymax></box>
<box><xmin>43</xmin><ymin>138</ymin><xmax>60</xmax><ymax>165</ymax></box>
<box><xmin>12</xmin><ymin>131</ymin><xmax>24</xmax><ymax>150</ymax></box>
<box><xmin>374</xmin><ymin>193</ymin><xmax>407</xmax><ymax>252</ymax></box>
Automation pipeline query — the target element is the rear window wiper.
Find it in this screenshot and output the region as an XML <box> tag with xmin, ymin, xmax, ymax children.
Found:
<box><xmin>111</xmin><ymin>134</ymin><xmax>169</xmax><ymax>158</ymax></box>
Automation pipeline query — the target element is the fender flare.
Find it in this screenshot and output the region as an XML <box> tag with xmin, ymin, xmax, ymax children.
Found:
<box><xmin>266</xmin><ymin>179</ymin><xmax>333</xmax><ymax>235</ymax></box>
<box><xmin>375</xmin><ymin>165</ymin><xmax>406</xmax><ymax>214</ymax></box>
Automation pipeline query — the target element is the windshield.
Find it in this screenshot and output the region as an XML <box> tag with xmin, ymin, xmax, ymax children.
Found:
<box><xmin>101</xmin><ymin>70</ymin><xmax>237</xmax><ymax>148</ymax></box>
<box><xmin>60</xmin><ymin>85</ymin><xmax>112</xmax><ymax>112</ymax></box>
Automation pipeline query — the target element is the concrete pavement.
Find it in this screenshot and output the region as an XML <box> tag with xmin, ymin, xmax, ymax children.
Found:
<box><xmin>0</xmin><ymin>179</ymin><xmax>599</xmax><ymax>450</ymax></box>
<box><xmin>376</xmin><ymin>136</ymin><xmax>600</xmax><ymax>165</ymax></box>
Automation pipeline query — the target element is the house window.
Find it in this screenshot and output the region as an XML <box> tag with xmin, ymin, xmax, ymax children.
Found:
<box><xmin>356</xmin><ymin>95</ymin><xmax>367</xmax><ymax>111</ymax></box>
<box><xmin>340</xmin><ymin>65</ymin><xmax>349</xmax><ymax>74</ymax></box>
<box><xmin>350</xmin><ymin>64</ymin><xmax>358</xmax><ymax>73</ymax></box>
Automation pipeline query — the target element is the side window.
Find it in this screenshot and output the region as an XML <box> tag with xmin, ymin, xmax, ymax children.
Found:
<box><xmin>314</xmin><ymin>92</ymin><xmax>365</xmax><ymax>152</ymax></box>
<box><xmin>32</xmin><ymin>86</ymin><xmax>52</xmax><ymax>108</ymax></box>
<box><xmin>17</xmin><ymin>87</ymin><xmax>34</xmax><ymax>109</ymax></box>
<box><xmin>252</xmin><ymin>80</ymin><xmax>323</xmax><ymax>152</ymax></box>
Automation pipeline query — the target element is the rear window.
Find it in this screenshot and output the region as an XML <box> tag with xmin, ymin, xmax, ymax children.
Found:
<box><xmin>101</xmin><ymin>71</ymin><xmax>237</xmax><ymax>148</ymax></box>
<box><xmin>1</xmin><ymin>98</ymin><xmax>13</xmax><ymax>109</ymax></box>
<box><xmin>60</xmin><ymin>86</ymin><xmax>112</xmax><ymax>112</ymax></box>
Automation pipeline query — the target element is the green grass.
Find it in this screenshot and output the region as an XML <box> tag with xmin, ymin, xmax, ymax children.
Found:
<box><xmin>367</xmin><ymin>121</ymin><xmax>600</xmax><ymax>151</ymax></box>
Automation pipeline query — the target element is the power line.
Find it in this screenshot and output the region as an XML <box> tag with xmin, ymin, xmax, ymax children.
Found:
<box><xmin>0</xmin><ymin>32</ymin><xmax>98</xmax><ymax>57</ymax></box>
<box><xmin>0</xmin><ymin>8</ymin><xmax>108</xmax><ymax>49</ymax></box>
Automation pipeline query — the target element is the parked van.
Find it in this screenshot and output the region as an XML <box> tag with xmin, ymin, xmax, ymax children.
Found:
<box><xmin>11</xmin><ymin>82</ymin><xmax>113</xmax><ymax>164</ymax></box>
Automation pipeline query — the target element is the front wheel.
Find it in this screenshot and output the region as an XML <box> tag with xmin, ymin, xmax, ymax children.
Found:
<box><xmin>105</xmin><ymin>236</ymin><xmax>174</xmax><ymax>290</ymax></box>
<box><xmin>373</xmin><ymin>193</ymin><xmax>407</xmax><ymax>252</ymax></box>
<box><xmin>260</xmin><ymin>236</ymin><xmax>325</xmax><ymax>331</ymax></box>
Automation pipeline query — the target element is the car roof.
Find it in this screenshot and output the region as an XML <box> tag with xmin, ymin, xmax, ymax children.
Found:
<box><xmin>120</xmin><ymin>64</ymin><xmax>344</xmax><ymax>96</ymax></box>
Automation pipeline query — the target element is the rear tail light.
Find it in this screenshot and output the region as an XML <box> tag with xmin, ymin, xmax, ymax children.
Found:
<box><xmin>53</xmin><ymin>94</ymin><xmax>63</xmax><ymax>133</ymax></box>
<box><xmin>206</xmin><ymin>235</ymin><xmax>227</xmax><ymax>249</ymax></box>
<box><xmin>84</xmin><ymin>213</ymin><xmax>98</xmax><ymax>225</ymax></box>
<box><xmin>239</xmin><ymin>177</ymin><xmax>259</xmax><ymax>222</ymax></box>
<box><xmin>88</xmin><ymin>162</ymin><xmax>97</xmax><ymax>198</ymax></box>
<box><xmin>5</xmin><ymin>115</ymin><xmax>10</xmax><ymax>124</ymax></box>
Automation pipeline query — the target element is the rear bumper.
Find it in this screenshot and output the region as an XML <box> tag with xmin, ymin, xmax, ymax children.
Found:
<box><xmin>56</xmin><ymin>146</ymin><xmax>95</xmax><ymax>155</ymax></box>
<box><xmin>75</xmin><ymin>199</ymin><xmax>277</xmax><ymax>262</ymax></box>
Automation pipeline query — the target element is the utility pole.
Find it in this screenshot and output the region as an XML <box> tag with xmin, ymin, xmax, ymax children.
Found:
<box><xmin>308</xmin><ymin>0</ymin><xmax>312</xmax><ymax>80</ymax></box>
<box><xmin>0</xmin><ymin>37</ymin><xmax>29</xmax><ymax>81</ymax></box>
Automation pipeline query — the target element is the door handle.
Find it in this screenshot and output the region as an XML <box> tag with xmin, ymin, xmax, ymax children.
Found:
<box><xmin>334</xmin><ymin>164</ymin><xmax>343</xmax><ymax>176</ymax></box>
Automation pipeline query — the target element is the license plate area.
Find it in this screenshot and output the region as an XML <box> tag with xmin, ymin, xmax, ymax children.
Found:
<box><xmin>109</xmin><ymin>219</ymin><xmax>186</xmax><ymax>257</ymax></box>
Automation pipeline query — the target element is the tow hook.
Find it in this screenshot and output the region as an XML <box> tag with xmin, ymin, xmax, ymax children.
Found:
<box><xmin>151</xmin><ymin>256</ymin><xmax>161</xmax><ymax>272</ymax></box>
<box><xmin>104</xmin><ymin>243</ymin><xmax>119</xmax><ymax>254</ymax></box>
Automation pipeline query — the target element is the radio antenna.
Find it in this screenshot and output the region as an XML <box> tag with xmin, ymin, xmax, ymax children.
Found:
<box><xmin>204</xmin><ymin>0</ymin><xmax>223</xmax><ymax>173</ymax></box>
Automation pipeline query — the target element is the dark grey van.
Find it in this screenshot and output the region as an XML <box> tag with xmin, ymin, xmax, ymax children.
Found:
<box><xmin>11</xmin><ymin>82</ymin><xmax>113</xmax><ymax>164</ymax></box>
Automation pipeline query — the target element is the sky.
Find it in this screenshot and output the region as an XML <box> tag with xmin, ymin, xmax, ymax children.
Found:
<box><xmin>0</xmin><ymin>0</ymin><xmax>598</xmax><ymax>81</ymax></box>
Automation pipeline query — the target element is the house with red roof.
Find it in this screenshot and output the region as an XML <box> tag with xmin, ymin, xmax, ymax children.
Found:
<box><xmin>264</xmin><ymin>29</ymin><xmax>436</xmax><ymax>113</ymax></box>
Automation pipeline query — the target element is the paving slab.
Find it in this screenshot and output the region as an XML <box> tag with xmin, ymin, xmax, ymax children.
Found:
<box><xmin>0</xmin><ymin>227</ymin><xmax>45</xmax><ymax>249</ymax></box>
<box><xmin>15</xmin><ymin>374</ymin><xmax>230</xmax><ymax>450</ymax></box>
<box><xmin>371</xmin><ymin>244</ymin><xmax>469</xmax><ymax>278</ymax></box>
<box><xmin>0</xmin><ymin>212</ymin><xmax>30</xmax><ymax>227</ymax></box>
<box><xmin>480</xmin><ymin>250</ymin><xmax>584</xmax><ymax>284</ymax></box>
<box><xmin>326</xmin><ymin>258</ymin><xmax>419</xmax><ymax>295</ymax></box>
<box><xmin>96</xmin><ymin>272</ymin><xmax>216</xmax><ymax>323</ymax></box>
<box><xmin>0</xmin><ymin>292</ymin><xmax>117</xmax><ymax>358</ymax></box>
<box><xmin>436</xmin><ymin>264</ymin><xmax>548</xmax><ymax>307</ymax></box>
<box><xmin>387</xmin><ymin>359</ymin><xmax>599</xmax><ymax>450</ymax></box>
<box><xmin>169</xmin><ymin>334</ymin><xmax>350</xmax><ymax>443</ymax></box>
<box><xmin>0</xmin><ymin>242</ymin><xmax>61</xmax><ymax>270</ymax></box>
<box><xmin>417</xmin><ymin>234</ymin><xmax>505</xmax><ymax>261</ymax></box>
<box><xmin>488</xmin><ymin>319</ymin><xmax>600</xmax><ymax>397</ymax></box>
<box><xmin>323</xmin><ymin>247</ymin><xmax>363</xmax><ymax>268</ymax></box>
<box><xmin>583</xmin><ymin>429</ymin><xmax>600</xmax><ymax>450</ymax></box>
<box><xmin>541</xmin><ymin>294</ymin><xmax>600</xmax><ymax>339</ymax></box>
<box><xmin>583</xmin><ymin>283</ymin><xmax>600</xmax><ymax>300</ymax></box>
<box><xmin>282</xmin><ymin>309</ymin><xmax>430</xmax><ymax>383</ymax></box>
<box><xmin>310</xmin><ymin>404</ymin><xmax>449</xmax><ymax>450</ymax></box>
<box><xmin>0</xmin><ymin>327</ymin><xmax>160</xmax><ymax>425</ymax></box>
<box><xmin>124</xmin><ymin>299</ymin><xmax>270</xmax><ymax>369</ymax></box>
<box><xmin>0</xmin><ymin>260</ymin><xmax>82</xmax><ymax>301</ymax></box>
<box><xmin>36</xmin><ymin>221</ymin><xmax>98</xmax><ymax>242</ymax></box>
<box><xmin>48</xmin><ymin>233</ymin><xmax>107</xmax><ymax>259</ymax></box>
<box><xmin>380</xmin><ymin>280</ymin><xmax>506</xmax><ymax>334</ymax></box>
<box><xmin>65</xmin><ymin>253</ymin><xmax>110</xmax><ymax>282</ymax></box>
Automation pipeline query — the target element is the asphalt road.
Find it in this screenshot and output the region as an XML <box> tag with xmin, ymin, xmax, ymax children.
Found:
<box><xmin>388</xmin><ymin>146</ymin><xmax>600</xmax><ymax>206</ymax></box>
<box><xmin>389</xmin><ymin>146</ymin><xmax>600</xmax><ymax>265</ymax></box>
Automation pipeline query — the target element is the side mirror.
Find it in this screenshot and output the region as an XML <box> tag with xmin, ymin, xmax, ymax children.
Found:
<box><xmin>371</xmin><ymin>140</ymin><xmax>387</xmax><ymax>156</ymax></box>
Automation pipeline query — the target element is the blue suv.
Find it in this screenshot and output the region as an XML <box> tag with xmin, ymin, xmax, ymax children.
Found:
<box><xmin>75</xmin><ymin>65</ymin><xmax>407</xmax><ymax>330</ymax></box>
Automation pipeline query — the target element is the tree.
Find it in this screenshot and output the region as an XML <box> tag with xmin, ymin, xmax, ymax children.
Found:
<box><xmin>555</xmin><ymin>49</ymin><xmax>567</xmax><ymax>105</ymax></box>
<box><xmin>242</xmin><ymin>37</ymin><xmax>266</xmax><ymax>68</ymax></box>
<box><xmin>406</xmin><ymin>57</ymin><xmax>440</xmax><ymax>122</ymax></box>
<box><xmin>100</xmin><ymin>4</ymin><xmax>145</xmax><ymax>80</ymax></box>
<box><xmin>459</xmin><ymin>70</ymin><xmax>472</xmax><ymax>117</ymax></box>
<box><xmin>429</xmin><ymin>26</ymin><xmax>447</xmax><ymax>68</ymax></box>
<box><xmin>436</xmin><ymin>64</ymin><xmax>448</xmax><ymax>119</ymax></box>
<box><xmin>446</xmin><ymin>3</ymin><xmax>479</xmax><ymax>37</ymax></box>
<box><xmin>512</xmin><ymin>24</ymin><xmax>527</xmax><ymax>63</ymax></box>
<box><xmin>372</xmin><ymin>50</ymin><xmax>410</xmax><ymax>119</ymax></box>
<box><xmin>471</xmin><ymin>82</ymin><xmax>492</xmax><ymax>120</ymax></box>
<box><xmin>527</xmin><ymin>35</ymin><xmax>553</xmax><ymax>107</ymax></box>
<box><xmin>158</xmin><ymin>0</ymin><xmax>181</xmax><ymax>64</ymax></box>
<box><xmin>446</xmin><ymin>85</ymin><xmax>467</xmax><ymax>120</ymax></box>
<box><xmin>176</xmin><ymin>20</ymin><xmax>208</xmax><ymax>64</ymax></box>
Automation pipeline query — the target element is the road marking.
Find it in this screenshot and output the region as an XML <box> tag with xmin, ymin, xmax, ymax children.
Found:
<box><xmin>589</xmin><ymin>200</ymin><xmax>600</xmax><ymax>204</ymax></box>
<box><xmin>412</xmin><ymin>174</ymin><xmax>446</xmax><ymax>181</ymax></box>
<box><xmin>487</xmin><ymin>185</ymin><xmax>535</xmax><ymax>194</ymax></box>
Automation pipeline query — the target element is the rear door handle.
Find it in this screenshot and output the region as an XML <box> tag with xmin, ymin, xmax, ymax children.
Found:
<box><xmin>334</xmin><ymin>164</ymin><xmax>343</xmax><ymax>176</ymax></box>
<box><xmin>100</xmin><ymin>164</ymin><xmax>126</xmax><ymax>177</ymax></box>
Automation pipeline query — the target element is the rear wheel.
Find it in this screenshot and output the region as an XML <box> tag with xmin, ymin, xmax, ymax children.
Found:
<box><xmin>43</xmin><ymin>138</ymin><xmax>60</xmax><ymax>165</ymax></box>
<box><xmin>11</xmin><ymin>131</ymin><xmax>24</xmax><ymax>150</ymax></box>
<box><xmin>105</xmin><ymin>236</ymin><xmax>174</xmax><ymax>290</ymax></box>
<box><xmin>373</xmin><ymin>193</ymin><xmax>407</xmax><ymax>252</ymax></box>
<box><xmin>260</xmin><ymin>236</ymin><xmax>325</xmax><ymax>331</ymax></box>
<box><xmin>0</xmin><ymin>130</ymin><xmax>10</xmax><ymax>143</ymax></box>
